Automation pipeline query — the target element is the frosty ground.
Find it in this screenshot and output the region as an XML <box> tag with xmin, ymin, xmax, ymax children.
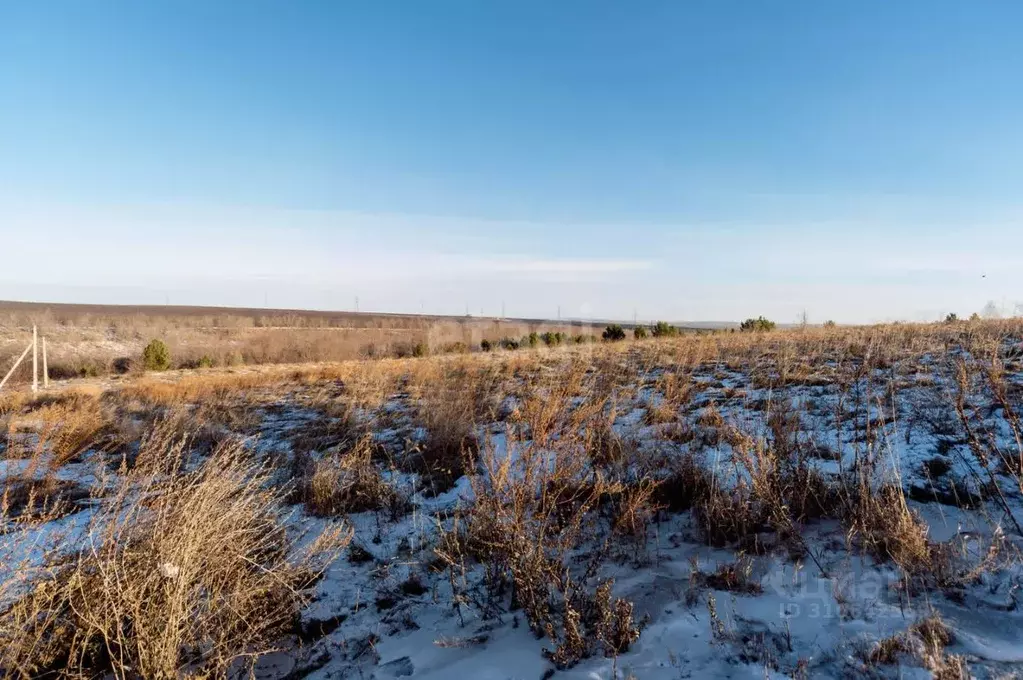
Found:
<box><xmin>2</xmin><ymin>322</ymin><xmax>1023</xmax><ymax>679</ymax></box>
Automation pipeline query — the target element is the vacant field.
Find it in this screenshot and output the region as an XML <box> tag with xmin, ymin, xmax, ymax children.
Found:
<box><xmin>0</xmin><ymin>300</ymin><xmax>621</xmax><ymax>381</ymax></box>
<box><xmin>2</xmin><ymin>320</ymin><xmax>1022</xmax><ymax>678</ymax></box>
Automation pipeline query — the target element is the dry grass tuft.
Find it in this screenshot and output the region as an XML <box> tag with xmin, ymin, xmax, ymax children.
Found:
<box><xmin>1</xmin><ymin>476</ymin><xmax>90</xmax><ymax>522</ymax></box>
<box><xmin>404</xmin><ymin>359</ymin><xmax>505</xmax><ymax>494</ymax></box>
<box><xmin>866</xmin><ymin>613</ymin><xmax>965</xmax><ymax>678</ymax></box>
<box><xmin>435</xmin><ymin>435</ymin><xmax>644</xmax><ymax>669</ymax></box>
<box><xmin>700</xmin><ymin>554</ymin><xmax>763</xmax><ymax>594</ymax></box>
<box><xmin>650</xmin><ymin>450</ymin><xmax>713</xmax><ymax>512</ymax></box>
<box><xmin>694</xmin><ymin>480</ymin><xmax>767</xmax><ymax>549</ymax></box>
<box><xmin>297</xmin><ymin>436</ymin><xmax>408</xmax><ymax>517</ymax></box>
<box><xmin>0</xmin><ymin>438</ymin><xmax>350</xmax><ymax>679</ymax></box>
<box><xmin>846</xmin><ymin>484</ymin><xmax>932</xmax><ymax>573</ymax></box>
<box><xmin>5</xmin><ymin>393</ymin><xmax>116</xmax><ymax>468</ymax></box>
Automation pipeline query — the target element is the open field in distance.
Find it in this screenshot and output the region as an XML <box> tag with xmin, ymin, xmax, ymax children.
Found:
<box><xmin>0</xmin><ymin>299</ymin><xmax>713</xmax><ymax>382</ymax></box>
<box><xmin>2</xmin><ymin>319</ymin><xmax>1023</xmax><ymax>678</ymax></box>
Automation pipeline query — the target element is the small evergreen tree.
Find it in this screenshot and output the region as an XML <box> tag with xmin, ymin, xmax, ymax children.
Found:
<box><xmin>540</xmin><ymin>331</ymin><xmax>563</xmax><ymax>347</ymax></box>
<box><xmin>633</xmin><ymin>326</ymin><xmax>648</xmax><ymax>340</ymax></box>
<box><xmin>602</xmin><ymin>324</ymin><xmax>626</xmax><ymax>342</ymax></box>
<box><xmin>650</xmin><ymin>321</ymin><xmax>677</xmax><ymax>337</ymax></box>
<box><xmin>142</xmin><ymin>339</ymin><xmax>171</xmax><ymax>371</ymax></box>
<box><xmin>739</xmin><ymin>316</ymin><xmax>776</xmax><ymax>332</ymax></box>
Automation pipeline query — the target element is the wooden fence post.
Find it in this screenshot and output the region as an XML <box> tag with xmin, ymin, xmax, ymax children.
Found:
<box><xmin>32</xmin><ymin>325</ymin><xmax>38</xmax><ymax>393</ymax></box>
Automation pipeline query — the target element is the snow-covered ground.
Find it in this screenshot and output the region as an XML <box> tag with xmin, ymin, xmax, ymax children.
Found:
<box><xmin>4</xmin><ymin>335</ymin><xmax>1023</xmax><ymax>679</ymax></box>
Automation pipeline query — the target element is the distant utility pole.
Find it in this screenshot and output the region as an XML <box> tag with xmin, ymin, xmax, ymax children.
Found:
<box><xmin>557</xmin><ymin>305</ymin><xmax>561</xmax><ymax>321</ymax></box>
<box><xmin>355</xmin><ymin>296</ymin><xmax>359</xmax><ymax>313</ymax></box>
<box><xmin>633</xmin><ymin>309</ymin><xmax>638</xmax><ymax>326</ymax></box>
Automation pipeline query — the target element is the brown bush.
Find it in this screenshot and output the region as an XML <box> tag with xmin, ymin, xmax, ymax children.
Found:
<box><xmin>436</xmin><ymin>437</ymin><xmax>644</xmax><ymax>669</ymax></box>
<box><xmin>0</xmin><ymin>439</ymin><xmax>350</xmax><ymax>679</ymax></box>
<box><xmin>298</xmin><ymin>436</ymin><xmax>407</xmax><ymax>517</ymax></box>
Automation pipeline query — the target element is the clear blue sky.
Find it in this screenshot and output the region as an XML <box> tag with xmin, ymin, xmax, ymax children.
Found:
<box><xmin>3</xmin><ymin>1</ymin><xmax>1022</xmax><ymax>323</ymax></box>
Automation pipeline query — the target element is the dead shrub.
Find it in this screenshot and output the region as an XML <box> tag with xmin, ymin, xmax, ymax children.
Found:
<box><xmin>299</xmin><ymin>437</ymin><xmax>407</xmax><ymax>517</ymax></box>
<box><xmin>513</xmin><ymin>358</ymin><xmax>590</xmax><ymax>446</ymax></box>
<box><xmin>544</xmin><ymin>579</ymin><xmax>640</xmax><ymax>667</ymax></box>
<box><xmin>728</xmin><ymin>417</ymin><xmax>843</xmax><ymax>523</ymax></box>
<box><xmin>868</xmin><ymin>634</ymin><xmax>911</xmax><ymax>665</ymax></box>
<box><xmin>606</xmin><ymin>477</ymin><xmax>661</xmax><ymax>540</ymax></box>
<box><xmin>438</xmin><ymin>438</ymin><xmax>643</xmax><ymax>669</ymax></box>
<box><xmin>719</xmin><ymin>421</ymin><xmax>841</xmax><ymax>567</ymax></box>
<box><xmin>929</xmin><ymin>526</ymin><xmax>1009</xmax><ymax>591</ymax></box>
<box><xmin>656</xmin><ymin>370</ymin><xmax>692</xmax><ymax>411</ymax></box>
<box><xmin>584</xmin><ymin>401</ymin><xmax>631</xmax><ymax>469</ymax></box>
<box><xmin>405</xmin><ymin>429</ymin><xmax>473</xmax><ymax>496</ymax></box>
<box><xmin>643</xmin><ymin>398</ymin><xmax>676</xmax><ymax>426</ymax></box>
<box><xmin>0</xmin><ymin>439</ymin><xmax>350</xmax><ymax>679</ymax></box>
<box><xmin>591</xmin><ymin>581</ymin><xmax>641</xmax><ymax>658</ymax></box>
<box><xmin>0</xmin><ymin>390</ymin><xmax>29</xmax><ymax>417</ymax></box>
<box><xmin>697</xmin><ymin>401</ymin><xmax>725</xmax><ymax>429</ymax></box>
<box><xmin>786</xmin><ymin>466</ymin><xmax>842</xmax><ymax>522</ymax></box>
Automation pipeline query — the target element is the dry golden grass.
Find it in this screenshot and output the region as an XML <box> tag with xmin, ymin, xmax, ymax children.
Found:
<box><xmin>296</xmin><ymin>436</ymin><xmax>406</xmax><ymax>517</ymax></box>
<box><xmin>847</xmin><ymin>483</ymin><xmax>933</xmax><ymax>573</ymax></box>
<box><xmin>0</xmin><ymin>434</ymin><xmax>349</xmax><ymax>679</ymax></box>
<box><xmin>865</xmin><ymin>613</ymin><xmax>966</xmax><ymax>677</ymax></box>
<box><xmin>118</xmin><ymin>369</ymin><xmax>294</xmax><ymax>406</ymax></box>
<box><xmin>401</xmin><ymin>357</ymin><xmax>509</xmax><ymax>493</ymax></box>
<box><xmin>438</xmin><ymin>431</ymin><xmax>643</xmax><ymax>668</ymax></box>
